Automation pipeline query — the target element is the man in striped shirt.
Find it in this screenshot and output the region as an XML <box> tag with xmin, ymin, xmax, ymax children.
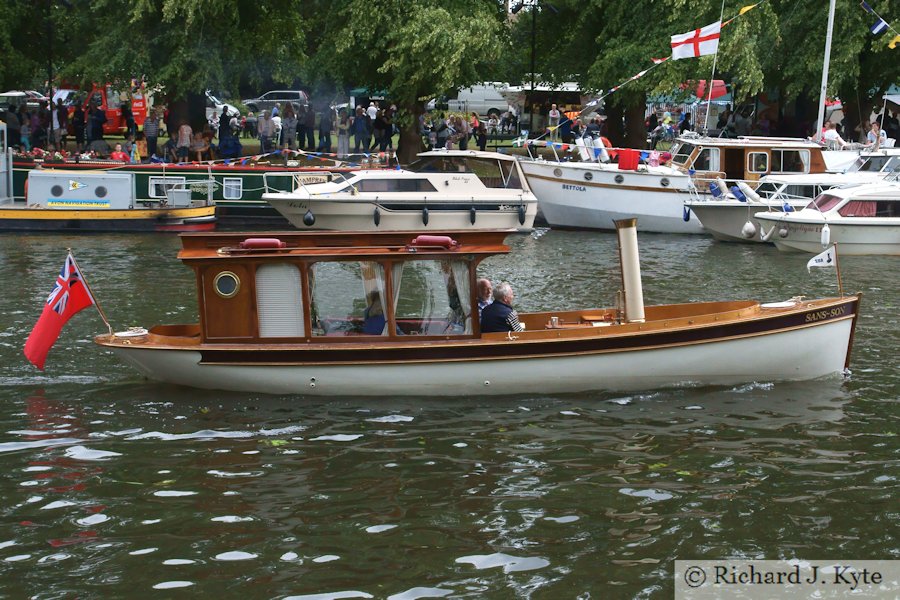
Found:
<box><xmin>480</xmin><ymin>282</ymin><xmax>525</xmax><ymax>333</ymax></box>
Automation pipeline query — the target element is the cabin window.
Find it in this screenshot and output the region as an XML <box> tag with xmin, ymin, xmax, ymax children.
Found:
<box><xmin>838</xmin><ymin>201</ymin><xmax>877</xmax><ymax>217</ymax></box>
<box><xmin>149</xmin><ymin>176</ymin><xmax>186</xmax><ymax>199</ymax></box>
<box><xmin>256</xmin><ymin>263</ymin><xmax>304</xmax><ymax>337</ymax></box>
<box><xmin>754</xmin><ymin>181</ymin><xmax>779</xmax><ymax>198</ymax></box>
<box><xmin>393</xmin><ymin>259</ymin><xmax>471</xmax><ymax>336</ymax></box>
<box><xmin>214</xmin><ymin>271</ymin><xmax>241</xmax><ymax>298</ymax></box>
<box><xmin>223</xmin><ymin>177</ymin><xmax>243</xmax><ymax>199</ymax></box>
<box><xmin>308</xmin><ymin>261</ymin><xmax>387</xmax><ymax>336</ymax></box>
<box><xmin>692</xmin><ymin>148</ymin><xmax>719</xmax><ymax>172</ymax></box>
<box><xmin>772</xmin><ymin>150</ymin><xmax>808</xmax><ymax>173</ymax></box>
<box><xmin>748</xmin><ymin>152</ymin><xmax>769</xmax><ymax>173</ymax></box>
<box><xmin>354</xmin><ymin>179</ymin><xmax>437</xmax><ymax>193</ymax></box>
<box><xmin>671</xmin><ymin>142</ymin><xmax>695</xmax><ymax>166</ymax></box>
<box><xmin>406</xmin><ymin>157</ymin><xmax>523</xmax><ymax>189</ymax></box>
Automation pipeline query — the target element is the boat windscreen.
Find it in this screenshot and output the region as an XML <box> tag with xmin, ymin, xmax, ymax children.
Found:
<box><xmin>408</xmin><ymin>157</ymin><xmax>522</xmax><ymax>189</ymax></box>
<box><xmin>671</xmin><ymin>142</ymin><xmax>695</xmax><ymax>166</ymax></box>
<box><xmin>755</xmin><ymin>181</ymin><xmax>779</xmax><ymax>198</ymax></box>
<box><xmin>806</xmin><ymin>193</ymin><xmax>843</xmax><ymax>212</ymax></box>
<box><xmin>851</xmin><ymin>155</ymin><xmax>893</xmax><ymax>173</ymax></box>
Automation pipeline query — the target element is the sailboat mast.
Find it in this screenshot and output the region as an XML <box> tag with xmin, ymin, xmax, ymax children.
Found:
<box><xmin>815</xmin><ymin>0</ymin><xmax>837</xmax><ymax>139</ymax></box>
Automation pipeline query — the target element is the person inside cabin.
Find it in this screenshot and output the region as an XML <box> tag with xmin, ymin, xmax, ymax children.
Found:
<box><xmin>163</xmin><ymin>132</ymin><xmax>178</xmax><ymax>162</ymax></box>
<box><xmin>362</xmin><ymin>291</ymin><xmax>386</xmax><ymax>335</ymax></box>
<box><xmin>480</xmin><ymin>282</ymin><xmax>525</xmax><ymax>333</ymax></box>
<box><xmin>476</xmin><ymin>278</ymin><xmax>493</xmax><ymax>318</ymax></box>
<box><xmin>176</xmin><ymin>120</ymin><xmax>192</xmax><ymax>163</ymax></box>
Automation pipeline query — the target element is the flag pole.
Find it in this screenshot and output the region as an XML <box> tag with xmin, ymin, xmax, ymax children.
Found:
<box><xmin>68</xmin><ymin>249</ymin><xmax>113</xmax><ymax>336</ymax></box>
<box><xmin>833</xmin><ymin>243</ymin><xmax>844</xmax><ymax>298</ymax></box>
<box><xmin>703</xmin><ymin>0</ymin><xmax>728</xmax><ymax>135</ymax></box>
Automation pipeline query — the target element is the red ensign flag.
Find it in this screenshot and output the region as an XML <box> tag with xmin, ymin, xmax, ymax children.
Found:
<box><xmin>24</xmin><ymin>254</ymin><xmax>95</xmax><ymax>370</ymax></box>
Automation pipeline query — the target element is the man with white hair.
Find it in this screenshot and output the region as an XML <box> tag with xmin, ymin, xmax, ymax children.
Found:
<box><xmin>480</xmin><ymin>282</ymin><xmax>525</xmax><ymax>333</ymax></box>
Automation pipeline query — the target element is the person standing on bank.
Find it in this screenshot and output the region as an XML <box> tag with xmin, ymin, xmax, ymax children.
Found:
<box><xmin>480</xmin><ymin>282</ymin><xmax>525</xmax><ymax>333</ymax></box>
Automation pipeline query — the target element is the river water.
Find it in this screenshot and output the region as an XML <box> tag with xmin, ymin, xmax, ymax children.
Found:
<box><xmin>0</xmin><ymin>230</ymin><xmax>896</xmax><ymax>599</ymax></box>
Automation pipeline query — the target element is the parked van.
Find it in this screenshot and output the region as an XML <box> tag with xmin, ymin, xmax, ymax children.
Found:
<box><xmin>447</xmin><ymin>82</ymin><xmax>511</xmax><ymax>117</ymax></box>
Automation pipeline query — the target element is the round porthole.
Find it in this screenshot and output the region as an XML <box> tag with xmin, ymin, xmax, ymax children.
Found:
<box><xmin>614</xmin><ymin>174</ymin><xmax>624</xmax><ymax>184</ymax></box>
<box><xmin>584</xmin><ymin>172</ymin><xmax>593</xmax><ymax>181</ymax></box>
<box><xmin>95</xmin><ymin>186</ymin><xmax>108</xmax><ymax>198</ymax></box>
<box><xmin>553</xmin><ymin>168</ymin><xmax>563</xmax><ymax>177</ymax></box>
<box><xmin>51</xmin><ymin>185</ymin><xmax>63</xmax><ymax>197</ymax></box>
<box><xmin>660</xmin><ymin>178</ymin><xmax>670</xmax><ymax>187</ymax></box>
<box><xmin>214</xmin><ymin>271</ymin><xmax>240</xmax><ymax>298</ymax></box>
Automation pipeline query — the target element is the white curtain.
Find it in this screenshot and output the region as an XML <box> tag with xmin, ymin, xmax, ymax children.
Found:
<box><xmin>450</xmin><ymin>260</ymin><xmax>472</xmax><ymax>334</ymax></box>
<box><xmin>391</xmin><ymin>262</ymin><xmax>404</xmax><ymax>335</ymax></box>
<box><xmin>359</xmin><ymin>261</ymin><xmax>387</xmax><ymax>334</ymax></box>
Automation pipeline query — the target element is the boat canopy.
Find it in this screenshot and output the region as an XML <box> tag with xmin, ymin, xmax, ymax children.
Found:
<box><xmin>177</xmin><ymin>231</ymin><xmax>512</xmax><ymax>343</ymax></box>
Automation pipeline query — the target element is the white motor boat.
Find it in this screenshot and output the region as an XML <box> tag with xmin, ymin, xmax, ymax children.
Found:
<box><xmin>263</xmin><ymin>150</ymin><xmax>537</xmax><ymax>232</ymax></box>
<box><xmin>520</xmin><ymin>134</ymin><xmax>843</xmax><ymax>235</ymax></box>
<box><xmin>686</xmin><ymin>150</ymin><xmax>900</xmax><ymax>243</ymax></box>
<box><xmin>755</xmin><ymin>180</ymin><xmax>900</xmax><ymax>254</ymax></box>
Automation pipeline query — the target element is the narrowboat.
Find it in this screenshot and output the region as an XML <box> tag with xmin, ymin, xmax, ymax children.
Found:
<box><xmin>94</xmin><ymin>221</ymin><xmax>860</xmax><ymax>395</ymax></box>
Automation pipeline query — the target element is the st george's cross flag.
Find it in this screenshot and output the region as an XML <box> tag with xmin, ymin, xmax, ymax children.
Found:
<box><xmin>24</xmin><ymin>253</ymin><xmax>95</xmax><ymax>370</ymax></box>
<box><xmin>807</xmin><ymin>245</ymin><xmax>837</xmax><ymax>272</ymax></box>
<box><xmin>671</xmin><ymin>21</ymin><xmax>722</xmax><ymax>60</ymax></box>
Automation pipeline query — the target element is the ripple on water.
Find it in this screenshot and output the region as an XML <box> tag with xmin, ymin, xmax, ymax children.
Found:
<box><xmin>387</xmin><ymin>588</ymin><xmax>453</xmax><ymax>600</ymax></box>
<box><xmin>366</xmin><ymin>415</ymin><xmax>414</xmax><ymax>423</ymax></box>
<box><xmin>284</xmin><ymin>593</ymin><xmax>373</xmax><ymax>600</ymax></box>
<box><xmin>63</xmin><ymin>445</ymin><xmax>122</xmax><ymax>461</ymax></box>
<box><xmin>309</xmin><ymin>434</ymin><xmax>363</xmax><ymax>442</ymax></box>
<box><xmin>153</xmin><ymin>581</ymin><xmax>194</xmax><ymax>589</ymax></box>
<box><xmin>619</xmin><ymin>488</ymin><xmax>675</xmax><ymax>501</ymax></box>
<box><xmin>364</xmin><ymin>524</ymin><xmax>397</xmax><ymax>533</ymax></box>
<box><xmin>214</xmin><ymin>551</ymin><xmax>257</xmax><ymax>561</ymax></box>
<box><xmin>312</xmin><ymin>555</ymin><xmax>340</xmax><ymax>563</ymax></box>
<box><xmin>455</xmin><ymin>552</ymin><xmax>550</xmax><ymax>573</ymax></box>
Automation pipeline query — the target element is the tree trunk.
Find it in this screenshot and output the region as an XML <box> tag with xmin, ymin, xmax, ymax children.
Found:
<box><xmin>397</xmin><ymin>104</ymin><xmax>426</xmax><ymax>165</ymax></box>
<box><xmin>605</xmin><ymin>102</ymin><xmax>625</xmax><ymax>147</ymax></box>
<box><xmin>624</xmin><ymin>94</ymin><xmax>647</xmax><ymax>150</ymax></box>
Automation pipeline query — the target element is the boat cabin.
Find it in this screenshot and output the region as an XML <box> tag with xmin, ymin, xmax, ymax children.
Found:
<box><xmin>670</xmin><ymin>135</ymin><xmax>829</xmax><ymax>187</ymax></box>
<box><xmin>179</xmin><ymin>230</ymin><xmax>512</xmax><ymax>343</ymax></box>
<box><xmin>803</xmin><ymin>183</ymin><xmax>900</xmax><ymax>218</ymax></box>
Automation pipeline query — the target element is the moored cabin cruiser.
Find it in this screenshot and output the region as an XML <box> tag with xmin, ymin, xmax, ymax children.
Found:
<box><xmin>520</xmin><ymin>134</ymin><xmax>842</xmax><ymax>234</ymax></box>
<box><xmin>755</xmin><ymin>180</ymin><xmax>900</xmax><ymax>255</ymax></box>
<box><xmin>262</xmin><ymin>150</ymin><xmax>538</xmax><ymax>232</ymax></box>
<box><xmin>686</xmin><ymin>149</ymin><xmax>900</xmax><ymax>243</ymax></box>
<box><xmin>95</xmin><ymin>222</ymin><xmax>861</xmax><ymax>395</ymax></box>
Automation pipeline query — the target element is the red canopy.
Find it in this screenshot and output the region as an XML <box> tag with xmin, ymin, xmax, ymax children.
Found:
<box><xmin>691</xmin><ymin>80</ymin><xmax>728</xmax><ymax>100</ymax></box>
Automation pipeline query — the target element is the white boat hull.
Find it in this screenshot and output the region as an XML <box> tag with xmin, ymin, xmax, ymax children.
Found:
<box><xmin>110</xmin><ymin>317</ymin><xmax>853</xmax><ymax>396</ymax></box>
<box><xmin>520</xmin><ymin>161</ymin><xmax>704</xmax><ymax>234</ymax></box>
<box><xmin>756</xmin><ymin>215</ymin><xmax>900</xmax><ymax>254</ymax></box>
<box><xmin>267</xmin><ymin>196</ymin><xmax>537</xmax><ymax>232</ymax></box>
<box><xmin>687</xmin><ymin>201</ymin><xmax>803</xmax><ymax>243</ymax></box>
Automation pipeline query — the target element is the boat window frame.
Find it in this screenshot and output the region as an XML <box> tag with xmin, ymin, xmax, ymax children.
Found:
<box><xmin>353</xmin><ymin>178</ymin><xmax>439</xmax><ymax>193</ymax></box>
<box><xmin>302</xmin><ymin>256</ymin><xmax>478</xmax><ymax>341</ymax></box>
<box><xmin>222</xmin><ymin>177</ymin><xmax>243</xmax><ymax>200</ymax></box>
<box><xmin>771</xmin><ymin>149</ymin><xmax>809</xmax><ymax>174</ymax></box>
<box><xmin>670</xmin><ymin>142</ymin><xmax>696</xmax><ymax>167</ymax></box>
<box><xmin>748</xmin><ymin>151</ymin><xmax>769</xmax><ymax>174</ymax></box>
<box><xmin>149</xmin><ymin>175</ymin><xmax>187</xmax><ymax>199</ymax></box>
<box><xmin>806</xmin><ymin>193</ymin><xmax>843</xmax><ymax>212</ymax></box>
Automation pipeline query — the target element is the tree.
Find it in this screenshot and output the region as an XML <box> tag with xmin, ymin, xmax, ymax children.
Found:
<box><xmin>56</xmin><ymin>0</ymin><xmax>309</xmax><ymax>128</ymax></box>
<box><xmin>312</xmin><ymin>0</ymin><xmax>507</xmax><ymax>163</ymax></box>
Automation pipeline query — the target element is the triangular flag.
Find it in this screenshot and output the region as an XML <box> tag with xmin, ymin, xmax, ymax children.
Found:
<box><xmin>739</xmin><ymin>2</ymin><xmax>760</xmax><ymax>15</ymax></box>
<box><xmin>807</xmin><ymin>246</ymin><xmax>836</xmax><ymax>272</ymax></box>
<box><xmin>890</xmin><ymin>34</ymin><xmax>900</xmax><ymax>49</ymax></box>
<box><xmin>860</xmin><ymin>0</ymin><xmax>875</xmax><ymax>14</ymax></box>
<box><xmin>871</xmin><ymin>18</ymin><xmax>888</xmax><ymax>35</ymax></box>
<box><xmin>68</xmin><ymin>180</ymin><xmax>86</xmax><ymax>191</ymax></box>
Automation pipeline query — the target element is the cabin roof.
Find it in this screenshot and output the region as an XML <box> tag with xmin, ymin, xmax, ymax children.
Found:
<box><xmin>177</xmin><ymin>230</ymin><xmax>513</xmax><ymax>262</ymax></box>
<box><xmin>676</xmin><ymin>135</ymin><xmax>823</xmax><ymax>150</ymax></box>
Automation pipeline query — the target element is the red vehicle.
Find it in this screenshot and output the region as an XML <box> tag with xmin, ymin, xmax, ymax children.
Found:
<box><xmin>85</xmin><ymin>82</ymin><xmax>151</xmax><ymax>135</ymax></box>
